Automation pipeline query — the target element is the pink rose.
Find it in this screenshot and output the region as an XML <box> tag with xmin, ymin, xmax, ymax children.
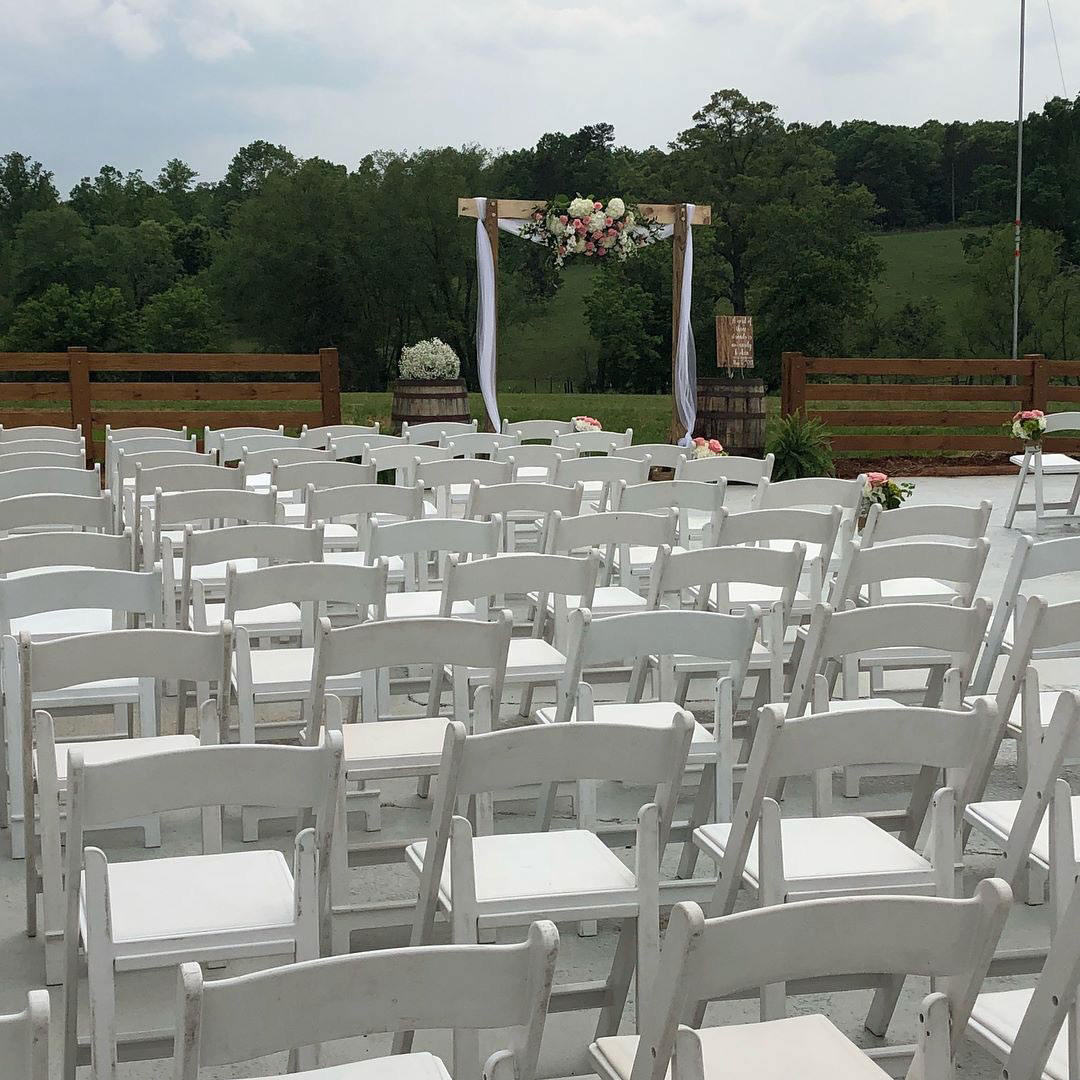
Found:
<box><xmin>867</xmin><ymin>471</ymin><xmax>889</xmax><ymax>487</ymax></box>
<box><xmin>1021</xmin><ymin>410</ymin><xmax>1044</xmax><ymax>420</ymax></box>
<box><xmin>605</xmin><ymin>216</ymin><xmax>613</xmax><ymax>226</ymax></box>
<box><xmin>708</xmin><ymin>439</ymin><xmax>723</xmax><ymax>453</ymax></box>
<box><xmin>607</xmin><ymin>228</ymin><xmax>617</xmax><ymax>238</ymax></box>
<box><xmin>533</xmin><ymin>211</ymin><xmax>543</xmax><ymax>222</ymax></box>
<box><xmin>593</xmin><ymin>200</ymin><xmax>603</xmax><ymax>210</ymax></box>
<box><xmin>597</xmin><ymin>247</ymin><xmax>607</xmax><ymax>256</ymax></box>
<box><xmin>693</xmin><ymin>437</ymin><xmax>706</xmax><ymax>446</ymax></box>
<box><xmin>585</xmin><ymin>240</ymin><xmax>595</xmax><ymax>251</ymax></box>
<box><xmin>559</xmin><ymin>215</ymin><xmax>568</xmax><ymax>225</ymax></box>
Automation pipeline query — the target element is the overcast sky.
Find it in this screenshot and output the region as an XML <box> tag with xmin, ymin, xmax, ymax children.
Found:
<box><xmin>2</xmin><ymin>0</ymin><xmax>1076</xmax><ymax>194</ymax></box>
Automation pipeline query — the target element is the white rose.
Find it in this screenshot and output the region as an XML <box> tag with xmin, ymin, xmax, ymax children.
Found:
<box><xmin>624</xmin><ymin>211</ymin><xmax>635</xmax><ymax>227</ymax></box>
<box><xmin>573</xmin><ymin>237</ymin><xmax>586</xmax><ymax>253</ymax></box>
<box><xmin>547</xmin><ymin>216</ymin><xmax>565</xmax><ymax>236</ymax></box>
<box><xmin>568</xmin><ymin>197</ymin><xmax>593</xmax><ymax>219</ymax></box>
<box><xmin>606</xmin><ymin>197</ymin><xmax>625</xmax><ymax>218</ymax></box>
<box><xmin>589</xmin><ymin>211</ymin><xmax>606</xmax><ymax>233</ymax></box>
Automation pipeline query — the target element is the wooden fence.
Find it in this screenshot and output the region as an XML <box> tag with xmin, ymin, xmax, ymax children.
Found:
<box><xmin>0</xmin><ymin>348</ymin><xmax>341</xmax><ymax>464</ymax></box>
<box><xmin>781</xmin><ymin>352</ymin><xmax>1080</xmax><ymax>457</ymax></box>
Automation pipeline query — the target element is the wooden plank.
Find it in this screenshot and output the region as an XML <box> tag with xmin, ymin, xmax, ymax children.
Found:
<box><xmin>67</xmin><ymin>347</ymin><xmax>92</xmax><ymax>464</ymax></box>
<box><xmin>85</xmin><ymin>354</ymin><xmax>321</xmax><ymax>372</ymax></box>
<box><xmin>89</xmin><ymin>382</ymin><xmax>320</xmax><ymax>402</ymax></box>
<box><xmin>319</xmin><ymin>348</ymin><xmax>342</xmax><ymax>426</ymax></box>
<box><xmin>804</xmin><ymin>358</ymin><xmax>1033</xmax><ymax>377</ymax></box>
<box><xmin>0</xmin><ymin>411</ymin><xmax>76</xmax><ymax>427</ymax></box>
<box><xmin>0</xmin><ymin>382</ymin><xmax>72</xmax><ymax>403</ymax></box>
<box><xmin>829</xmin><ymin>435</ymin><xmax>1021</xmax><ymax>451</ymax></box>
<box><xmin>808</xmin><ymin>384</ymin><xmax>1029</xmax><ymax>402</ymax></box>
<box><xmin>811</xmin><ymin>410</ymin><xmax>1014</xmax><ymax>428</ymax></box>
<box><xmin>1048</xmin><ymin>388</ymin><xmax>1080</xmax><ymax>403</ymax></box>
<box><xmin>90</xmin><ymin>409</ymin><xmax>320</xmax><ymax>429</ymax></box>
<box><xmin>457</xmin><ymin>197</ymin><xmax>712</xmax><ymax>225</ymax></box>
<box><xmin>0</xmin><ymin>353</ymin><xmax>70</xmax><ymax>371</ymax></box>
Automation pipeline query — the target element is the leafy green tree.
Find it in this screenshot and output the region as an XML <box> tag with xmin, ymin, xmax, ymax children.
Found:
<box><xmin>878</xmin><ymin>298</ymin><xmax>947</xmax><ymax>358</ymax></box>
<box><xmin>90</xmin><ymin>220</ymin><xmax>180</xmax><ymax>306</ymax></box>
<box><xmin>9</xmin><ymin>206</ymin><xmax>92</xmax><ymax>300</ymax></box>
<box><xmin>155</xmin><ymin>159</ymin><xmax>199</xmax><ymax>220</ymax></box>
<box><xmin>0</xmin><ymin>152</ymin><xmax>58</xmax><ymax>239</ymax></box>
<box><xmin>68</xmin><ymin>166</ymin><xmax>157</xmax><ymax>227</ymax></box>
<box><xmin>3</xmin><ymin>284</ymin><xmax>135</xmax><ymax>351</ymax></box>
<box><xmin>138</xmin><ymin>281</ymin><xmax>222</xmax><ymax>351</ymax></box>
<box><xmin>167</xmin><ymin>218</ymin><xmax>217</xmax><ymax>276</ymax></box>
<box><xmin>584</xmin><ymin>267</ymin><xmax>665</xmax><ymax>392</ymax></box>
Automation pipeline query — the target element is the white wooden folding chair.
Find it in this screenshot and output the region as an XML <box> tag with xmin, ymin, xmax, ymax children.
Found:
<box><xmin>0</xmin><ymin>989</ymin><xmax>49</xmax><ymax>1080</ymax></box>
<box><xmin>0</xmin><ymin>450</ymin><xmax>87</xmax><ymax>472</ymax></box>
<box><xmin>616</xmin><ymin>442</ymin><xmax>691</xmax><ymax>471</ymax></box>
<box><xmin>203</xmin><ymin>423</ymin><xmax>282</xmax><ymax>455</ymax></box>
<box><xmin>2</xmin><ymin>423</ymin><xmax>83</xmax><ymax>442</ymax></box>
<box><xmin>862</xmin><ymin>499</ymin><xmax>991</xmax><ymax>547</ymax></box>
<box><xmin>693</xmin><ymin>696</ymin><xmax>1001</xmax><ymax>1034</ymax></box>
<box><xmin>173</xmin><ymin>919</ymin><xmax>556</xmax><ymax>1080</ymax></box>
<box><xmin>554</xmin><ymin>427</ymin><xmax>633</xmax><ymax>454</ymax></box>
<box><xmin>441</xmin><ymin>550</ymin><xmax>598</xmax><ymax>719</ymax></box>
<box><xmin>417</xmin><ymin>456</ymin><xmax>512</xmax><ymax>517</ymax></box>
<box><xmin>218</xmin><ymin>431</ymin><xmax>302</xmax><ymax>465</ymax></box>
<box><xmin>28</xmin><ymin>626</ymin><xmax>232</xmax><ymax>980</ymax></box>
<box><xmin>0</xmin><ymin>567</ymin><xmax>164</xmax><ymax>856</ymax></box>
<box><xmin>304</xmin><ymin>613</ymin><xmax>512</xmax><ymax>948</ymax></box>
<box><xmin>1005</xmin><ymin>411</ymin><xmax>1080</xmax><ymax>533</ymax></box>
<box><xmin>403</xmin><ymin>713</ymin><xmax>692</xmax><ymax>1051</ymax></box>
<box><xmin>974</xmin><ymin>534</ymin><xmax>1080</xmax><ymax>694</ymax></box>
<box><xmin>501</xmin><ymin>418</ymin><xmax>573</xmax><ymax>442</ymax></box>
<box><xmin>648</xmin><ymin>543</ymin><xmax>805</xmax><ymax>705</ymax></box>
<box><xmin>271</xmin><ymin>458</ymin><xmax>375</xmax><ymax>522</ymax></box>
<box><xmin>675</xmin><ymin>451</ymin><xmax>775</xmax><ymax>487</ymax></box>
<box><xmin>614</xmin><ymin>477</ymin><xmax>726</xmax><ymax>555</ymax></box>
<box><xmin>306</xmin><ymin>481</ymin><xmax>425</xmax><ymax>565</ymax></box>
<box><xmin>0</xmin><ymin>491</ymin><xmax>115</xmax><ymax>537</ymax></box>
<box><xmin>371</xmin><ymin>516</ymin><xmax>499</xmax><ymax>620</ymax></box>
<box><xmin>116</xmin><ymin>445</ymin><xmax>214</xmax><ymax>531</ymax></box>
<box><xmin>0</xmin><ymin>436</ymin><xmax>84</xmax><ymax>458</ymax></box>
<box><xmin>465</xmin><ymin>479</ymin><xmax>583</xmax><ymax>551</ymax></box>
<box><xmin>299</xmin><ymin>421</ymin><xmax>379</xmax><ymax>447</ymax></box>
<box><xmin>591</xmin><ymin>884</ymin><xmax>1010</xmax><ymax>1080</ymax></box>
<box><xmin>554</xmin><ymin>453</ymin><xmax>651</xmax><ymax>512</ymax></box>
<box><xmin>111</xmin><ymin>435</ymin><xmax>202</xmax><ymax>506</ymax></box>
<box><xmin>403</xmin><ymin>418</ymin><xmax>478</xmax><ymax>444</ymax></box>
<box><xmin>61</xmin><ymin>733</ymin><xmax>343</xmax><ymax>1080</ymax></box>
<box><xmin>104</xmin><ymin>426</ymin><xmax>189</xmax><ymax>484</ymax></box>
<box><xmin>0</xmin><ymin>465</ymin><xmax>101</xmax><ymax>500</ymax></box>
<box><xmin>366</xmin><ymin>443</ymin><xmax>451</xmax><ymax>488</ymax></box>
<box><xmin>444</xmin><ymin>431</ymin><xmax>519</xmax><ymax>456</ymax></box>
<box><xmin>543</xmin><ymin>509</ymin><xmax>677</xmax><ymax>617</ymax></box>
<box><xmin>0</xmin><ymin>529</ymin><xmax>132</xmax><ymax>578</ymax></box>
<box><xmin>494</xmin><ymin>442</ymin><xmax>571</xmax><ymax>482</ymax></box>
<box><xmin>242</xmin><ymin>444</ymin><xmax>336</xmax><ymax>491</ymax></box>
<box><xmin>331</xmin><ymin>431</ymin><xmax>405</xmax><ymax>459</ymax></box>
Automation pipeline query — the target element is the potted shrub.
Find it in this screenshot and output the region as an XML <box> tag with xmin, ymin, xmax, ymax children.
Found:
<box><xmin>390</xmin><ymin>337</ymin><xmax>470</xmax><ymax>432</ymax></box>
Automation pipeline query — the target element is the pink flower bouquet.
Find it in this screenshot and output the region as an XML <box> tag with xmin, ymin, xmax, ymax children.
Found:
<box><xmin>571</xmin><ymin>415</ymin><xmax>602</xmax><ymax>433</ymax></box>
<box><xmin>691</xmin><ymin>437</ymin><xmax>726</xmax><ymax>460</ymax></box>
<box><xmin>863</xmin><ymin>470</ymin><xmax>914</xmax><ymax>511</ymax></box>
<box><xmin>1010</xmin><ymin>409</ymin><xmax>1047</xmax><ymax>445</ymax></box>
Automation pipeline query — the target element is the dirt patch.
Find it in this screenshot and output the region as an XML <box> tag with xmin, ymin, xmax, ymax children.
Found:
<box><xmin>834</xmin><ymin>453</ymin><xmax>1016</xmax><ymax>478</ymax></box>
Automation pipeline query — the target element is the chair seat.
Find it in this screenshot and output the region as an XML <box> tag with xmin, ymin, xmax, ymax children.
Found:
<box><xmin>10</xmin><ymin>608</ymin><xmax>114</xmax><ymax>639</ymax></box>
<box><xmin>515</xmin><ymin>466</ymin><xmax>552</xmax><ymax>481</ymax></box>
<box><xmin>324</xmin><ymin>551</ymin><xmax>405</xmax><ymax>577</ymax></box>
<box><xmin>174</xmin><ymin>557</ymin><xmax>259</xmax><ymax>589</ymax></box>
<box><xmin>385</xmin><ymin>592</ymin><xmax>477</xmax><ymax>620</ymax></box>
<box><xmin>868</xmin><ymin>577</ymin><xmax>960</xmax><ymax>604</ymax></box>
<box><xmin>611</xmin><ymin>545</ymin><xmax>687</xmax><ymax>574</ymax></box>
<box><xmin>534</xmin><ymin>586</ymin><xmax>646</xmax><ymax>616</ymax></box>
<box><xmin>964</xmin><ymin>795</ymin><xmax>1080</xmax><ymax>870</ymax></box>
<box><xmin>1004</xmin><ymin>690</ymin><xmax>1070</xmax><ymax>738</ymax></box>
<box><xmin>40</xmin><ymin>734</ymin><xmax>198</xmax><ymax>783</ymax></box>
<box><xmin>291</xmin><ymin>1055</ymin><xmax>451</xmax><ymax>1079</ymax></box>
<box><xmin>533</xmin><ymin>702</ymin><xmax>716</xmax><ymax>759</ymax></box>
<box><xmin>761</xmin><ymin>537</ymin><xmax>824</xmax><ymax>563</ymax></box>
<box><xmin>814</xmin><ymin>697</ymin><xmax>907</xmax><ymax>713</ymax></box>
<box><xmin>466</xmin><ymin>638</ymin><xmax>567</xmax><ymax>683</ymax></box>
<box><xmin>343</xmin><ymin>716</ymin><xmax>456</xmax><ymax>774</ymax></box>
<box><xmin>34</xmin><ymin>675</ymin><xmax>145</xmax><ymax>708</ymax></box>
<box><xmin>202</xmin><ymin>601</ymin><xmax>303</xmax><ymax>634</ymax></box>
<box><xmin>695</xmin><ymin>815</ymin><xmax>932</xmax><ymax>894</ymax></box>
<box><xmin>1011</xmin><ymin>452</ymin><xmax>1080</xmax><ymax>474</ymax></box>
<box><xmin>235</xmin><ymin>648</ymin><xmax>314</xmax><ymax>695</ymax></box>
<box><xmin>591</xmin><ymin>1012</ymin><xmax>889</xmax><ymax>1080</ymax></box>
<box><xmin>405</xmin><ymin>830</ymin><xmax>637</xmax><ymax>917</ymax></box>
<box><xmin>672</xmin><ymin>640</ymin><xmax>773</xmax><ymax>673</ymax></box>
<box><xmin>722</xmin><ymin>582</ymin><xmax>814</xmax><ymax>609</ymax></box>
<box><xmin>969</xmin><ymin>988</ymin><xmax>1066</xmax><ymax>1080</ymax></box>
<box><xmin>82</xmin><ymin>849</ymin><xmax>295</xmax><ymax>953</ymax></box>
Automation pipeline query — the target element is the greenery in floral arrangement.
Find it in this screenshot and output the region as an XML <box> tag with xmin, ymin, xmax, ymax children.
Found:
<box><xmin>766</xmin><ymin>411</ymin><xmax>835</xmax><ymax>480</ymax></box>
<box><xmin>520</xmin><ymin>195</ymin><xmax>664</xmax><ymax>269</ymax></box>
<box><xmin>399</xmin><ymin>337</ymin><xmax>460</xmax><ymax>381</ymax></box>
<box><xmin>863</xmin><ymin>470</ymin><xmax>914</xmax><ymax>511</ymax></box>
<box><xmin>1008</xmin><ymin>409</ymin><xmax>1047</xmax><ymax>446</ymax></box>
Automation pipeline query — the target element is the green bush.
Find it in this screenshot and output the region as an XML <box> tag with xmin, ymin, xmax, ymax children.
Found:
<box><xmin>766</xmin><ymin>411</ymin><xmax>835</xmax><ymax>480</ymax></box>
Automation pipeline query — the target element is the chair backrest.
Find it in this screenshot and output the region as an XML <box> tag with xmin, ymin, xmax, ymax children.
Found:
<box><xmin>1044</xmin><ymin>410</ymin><xmax>1080</xmax><ymax>434</ymax></box>
<box><xmin>369</xmin><ymin>517</ymin><xmax>501</xmax><ymax>590</ymax></box>
<box><xmin>331</xmin><ymin>432</ymin><xmax>404</xmax><ymax>458</ymax></box>
<box><xmin>0</xmin><ymin>451</ymin><xmax>86</xmax><ymax>472</ymax></box>
<box><xmin>493</xmin><ymin>443</ymin><xmax>572</xmax><ymax>481</ymax></box>
<box><xmin>553</xmin><ymin>454</ymin><xmax>650</xmax><ymax>509</ymax></box>
<box><xmin>545</xmin><ymin>508</ymin><xmax>676</xmax><ymax>589</ymax></box>
<box><xmin>271</xmin><ymin>459</ymin><xmax>375</xmax><ymax>499</ymax></box>
<box><xmin>218</xmin><ymin>432</ymin><xmax>303</xmax><ymax>464</ymax></box>
<box><xmin>861</xmin><ymin>501</ymin><xmax>992</xmax><ymax>546</ymax></box>
<box><xmin>241</xmin><ymin>445</ymin><xmax>335</xmax><ymax>475</ymax></box>
<box><xmin>116</xmin><ymin>446</ymin><xmax>213</xmax><ymax>491</ymax></box>
<box><xmin>465</xmin><ymin>480</ymin><xmax>584</xmax><ymax>523</ymax></box>
<box><xmin>403</xmin><ymin>419</ymin><xmax>478</xmax><ymax>444</ymax></box>
<box><xmin>443</xmin><ymin>549</ymin><xmax>597</xmax><ymax>608</ymax></box>
<box><xmin>133</xmin><ymin>462</ymin><xmax>245</xmax><ymax>514</ymax></box>
<box><xmin>0</xmin><ymin>530</ymin><xmax>132</xmax><ymax>575</ymax></box>
<box><xmin>416</xmin><ymin>458</ymin><xmax>512</xmax><ymax>515</ymax></box>
<box><xmin>501</xmin><ymin>419</ymin><xmax>573</xmax><ymax>442</ymax></box>
<box><xmin>0</xmin><ymin>492</ymin><xmax>113</xmax><ymax>534</ymax></box>
<box><xmin>788</xmin><ymin>600</ymin><xmax>992</xmax><ymax>716</ymax></box>
<box><xmin>445</xmin><ymin>432</ymin><xmax>519</xmax><ymax>457</ymax></box>
<box><xmin>0</xmin><ymin>437</ymin><xmax>84</xmax><ymax>457</ymax></box>
<box><xmin>107</xmin><ymin>425</ymin><xmax>188</xmax><ymax>442</ymax></box>
<box><xmin>366</xmin><ymin>443</ymin><xmax>451</xmax><ymax>481</ymax></box>
<box><xmin>830</xmin><ymin>537</ymin><xmax>990</xmax><ymax>607</ymax></box>
<box><xmin>0</xmin><ymin>990</ymin><xmax>49</xmax><ymax>1080</ymax></box>
<box><xmin>614</xmin><ymin>442</ymin><xmax>690</xmax><ymax>470</ymax></box>
<box><xmin>631</xmin><ymin>885</ymin><xmax>1010</xmax><ymax>1080</ymax></box>
<box><xmin>714</xmin><ymin>506</ymin><xmax>842</xmax><ymax>550</ymax></box>
<box><xmin>304</xmin><ymin>482</ymin><xmax>424</xmax><ymax>545</ymax></box>
<box><xmin>0</xmin><ymin>466</ymin><xmax>101</xmax><ymax>500</ymax></box>
<box><xmin>0</xmin><ymin>567</ymin><xmax>163</xmax><ymax>629</ymax></box>
<box><xmin>553</xmin><ymin>428</ymin><xmax>633</xmax><ymax>453</ymax></box>
<box><xmin>111</xmin><ymin>435</ymin><xmax>199</xmax><ymax>463</ymax></box>
<box><xmin>615</xmin><ymin>479</ymin><xmax>728</xmax><ymax>547</ymax></box>
<box><xmin>203</xmin><ymin>424</ymin><xmax>283</xmax><ymax>454</ymax></box>
<box><xmin>1</xmin><ymin>424</ymin><xmax>81</xmax><ymax>442</ymax></box>
<box><xmin>675</xmin><ymin>452</ymin><xmax>775</xmax><ymax>486</ymax></box>
<box><xmin>753</xmin><ymin>474</ymin><xmax>864</xmax><ymax>512</ymax></box>
<box><xmin>146</xmin><ymin>487</ymin><xmax>278</xmax><ymax>565</ymax></box>
<box><xmin>173</xmin><ymin>921</ymin><xmax>557</xmax><ymax>1080</ymax></box>
<box><xmin>299</xmin><ymin>422</ymin><xmax>379</xmax><ymax>447</ymax></box>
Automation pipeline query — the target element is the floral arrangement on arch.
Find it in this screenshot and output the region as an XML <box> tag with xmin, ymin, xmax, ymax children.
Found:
<box><xmin>691</xmin><ymin>437</ymin><xmax>726</xmax><ymax>459</ymax></box>
<box><xmin>399</xmin><ymin>337</ymin><xmax>460</xmax><ymax>381</ymax></box>
<box><xmin>572</xmin><ymin>415</ymin><xmax>602</xmax><ymax>433</ymax></box>
<box><xmin>863</xmin><ymin>471</ymin><xmax>914</xmax><ymax>512</ymax></box>
<box><xmin>1010</xmin><ymin>409</ymin><xmax>1047</xmax><ymax>445</ymax></box>
<box><xmin>521</xmin><ymin>195</ymin><xmax>664</xmax><ymax>269</ymax></box>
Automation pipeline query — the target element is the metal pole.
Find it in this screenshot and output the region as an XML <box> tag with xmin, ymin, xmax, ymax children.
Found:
<box><xmin>1012</xmin><ymin>0</ymin><xmax>1027</xmax><ymax>360</ymax></box>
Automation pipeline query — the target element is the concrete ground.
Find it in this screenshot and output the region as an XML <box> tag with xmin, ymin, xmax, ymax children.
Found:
<box><xmin>2</xmin><ymin>473</ymin><xmax>1079</xmax><ymax>1078</ymax></box>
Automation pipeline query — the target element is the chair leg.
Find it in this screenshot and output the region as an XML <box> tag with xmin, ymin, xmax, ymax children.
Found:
<box><xmin>864</xmin><ymin>975</ymin><xmax>905</xmax><ymax>1039</ymax></box>
<box><xmin>85</xmin><ymin>855</ymin><xmax>119</xmax><ymax>1080</ymax></box>
<box><xmin>1035</xmin><ymin>453</ymin><xmax>1046</xmax><ymax>535</ymax></box>
<box><xmin>595</xmin><ymin>920</ymin><xmax>637</xmax><ymax>1038</ymax></box>
<box><xmin>1004</xmin><ymin>457</ymin><xmax>1028</xmax><ymax>528</ymax></box>
<box><xmin>451</xmin><ymin>902</ymin><xmax>481</xmax><ymax>1079</ymax></box>
<box><xmin>676</xmin><ymin>763</ymin><xmax>715</xmax><ymax>880</ymax></box>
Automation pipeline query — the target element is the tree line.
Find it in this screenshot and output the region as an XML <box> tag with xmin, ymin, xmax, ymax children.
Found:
<box><xmin>2</xmin><ymin>89</ymin><xmax>1080</xmax><ymax>392</ymax></box>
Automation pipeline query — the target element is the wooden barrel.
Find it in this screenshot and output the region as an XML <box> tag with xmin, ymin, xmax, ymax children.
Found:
<box><xmin>390</xmin><ymin>378</ymin><xmax>470</xmax><ymax>433</ymax></box>
<box><xmin>696</xmin><ymin>377</ymin><xmax>766</xmax><ymax>456</ymax></box>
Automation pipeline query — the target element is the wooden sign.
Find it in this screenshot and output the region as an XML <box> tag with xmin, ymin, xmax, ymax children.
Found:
<box><xmin>716</xmin><ymin>315</ymin><xmax>754</xmax><ymax>371</ymax></box>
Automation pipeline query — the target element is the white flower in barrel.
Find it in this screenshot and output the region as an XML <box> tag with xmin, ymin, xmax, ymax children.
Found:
<box><xmin>572</xmin><ymin>415</ymin><xmax>602</xmax><ymax>433</ymax></box>
<box><xmin>399</xmin><ymin>337</ymin><xmax>460</xmax><ymax>381</ymax></box>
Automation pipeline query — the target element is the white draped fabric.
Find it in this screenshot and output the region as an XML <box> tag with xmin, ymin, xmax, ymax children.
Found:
<box><xmin>473</xmin><ymin>199</ymin><xmax>697</xmax><ymax>440</ymax></box>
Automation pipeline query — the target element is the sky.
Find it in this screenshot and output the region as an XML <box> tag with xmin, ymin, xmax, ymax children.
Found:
<box><xmin>1</xmin><ymin>0</ymin><xmax>1077</xmax><ymax>194</ymax></box>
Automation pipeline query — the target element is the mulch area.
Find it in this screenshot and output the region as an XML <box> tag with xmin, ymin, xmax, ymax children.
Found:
<box><xmin>834</xmin><ymin>453</ymin><xmax>1016</xmax><ymax>478</ymax></box>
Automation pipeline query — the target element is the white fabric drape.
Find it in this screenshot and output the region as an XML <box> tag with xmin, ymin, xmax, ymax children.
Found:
<box><xmin>673</xmin><ymin>203</ymin><xmax>697</xmax><ymax>445</ymax></box>
<box><xmin>474</xmin><ymin>197</ymin><xmax>502</xmax><ymax>433</ymax></box>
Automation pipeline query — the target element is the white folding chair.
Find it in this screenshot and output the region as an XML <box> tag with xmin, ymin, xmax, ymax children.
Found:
<box><xmin>402</xmin><ymin>418</ymin><xmax>478</xmax><ymax>444</ymax></box>
<box><xmin>0</xmin><ymin>436</ymin><xmax>84</xmax><ymax>457</ymax></box>
<box><xmin>1005</xmin><ymin>411</ymin><xmax>1080</xmax><ymax>532</ymax></box>
<box><xmin>554</xmin><ymin>428</ymin><xmax>633</xmax><ymax>454</ymax></box>
<box><xmin>591</xmin><ymin>885</ymin><xmax>1009</xmax><ymax>1080</ymax></box>
<box><xmin>242</xmin><ymin>444</ymin><xmax>336</xmax><ymax>491</ymax></box>
<box><xmin>0</xmin><ymin>465</ymin><xmax>101</xmax><ymax>500</ymax></box>
<box><xmin>494</xmin><ymin>442</ymin><xmax>571</xmax><ymax>482</ymax></box>
<box><xmin>28</xmin><ymin>626</ymin><xmax>232</xmax><ymax>980</ymax></box>
<box><xmin>465</xmin><ymin>479</ymin><xmax>584</xmax><ymax>551</ymax></box>
<box><xmin>417</xmin><ymin>456</ymin><xmax>512</xmax><ymax>517</ymax></box>
<box><xmin>501</xmin><ymin>418</ymin><xmax>573</xmax><ymax>442</ymax></box>
<box><xmin>444</xmin><ymin>431</ymin><xmax>519</xmax><ymax>456</ymax></box>
<box><xmin>300</xmin><ymin>421</ymin><xmax>380</xmax><ymax>447</ymax></box>
<box><xmin>1</xmin><ymin>423</ymin><xmax>82</xmax><ymax>442</ymax></box>
<box><xmin>203</xmin><ymin>424</ymin><xmax>282</xmax><ymax>455</ymax></box>
<box><xmin>306</xmin><ymin>481</ymin><xmax>425</xmax><ymax>565</ymax></box>
<box><xmin>61</xmin><ymin>733</ymin><xmax>343</xmax><ymax>1080</ymax></box>
<box><xmin>0</xmin><ymin>989</ymin><xmax>49</xmax><ymax>1080</ymax></box>
<box><xmin>173</xmin><ymin>920</ymin><xmax>556</xmax><ymax>1080</ymax></box>
<box><xmin>404</xmin><ymin>713</ymin><xmax>692</xmax><ymax>1051</ymax></box>
<box><xmin>217</xmin><ymin>431</ymin><xmax>300</xmax><ymax>464</ymax></box>
<box><xmin>367</xmin><ymin>443</ymin><xmax>451</xmax><ymax>487</ymax></box>
<box><xmin>554</xmin><ymin>453</ymin><xmax>650</xmax><ymax>512</ymax></box>
<box><xmin>616</xmin><ymin>442</ymin><xmax>690</xmax><ymax>471</ymax></box>
<box><xmin>0</xmin><ymin>491</ymin><xmax>115</xmax><ymax>537</ymax></box>
<box><xmin>271</xmin><ymin>458</ymin><xmax>375</xmax><ymax>522</ymax></box>
<box><xmin>0</xmin><ymin>529</ymin><xmax>132</xmax><ymax>577</ymax></box>
<box><xmin>615</xmin><ymin>478</ymin><xmax>727</xmax><ymax>554</ymax></box>
<box><xmin>114</xmin><ymin>443</ymin><xmax>212</xmax><ymax>530</ymax></box>
<box><xmin>675</xmin><ymin>451</ymin><xmax>775</xmax><ymax>488</ymax></box>
<box><xmin>861</xmin><ymin>499</ymin><xmax>992</xmax><ymax>548</ymax></box>
<box><xmin>331</xmin><ymin>432</ymin><xmax>405</xmax><ymax>459</ymax></box>
<box><xmin>0</xmin><ymin>450</ymin><xmax>86</xmax><ymax>472</ymax></box>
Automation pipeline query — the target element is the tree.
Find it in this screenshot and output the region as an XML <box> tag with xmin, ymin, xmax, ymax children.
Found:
<box><xmin>9</xmin><ymin>206</ymin><xmax>92</xmax><ymax>301</ymax></box>
<box><xmin>3</xmin><ymin>284</ymin><xmax>135</xmax><ymax>351</ymax></box>
<box><xmin>68</xmin><ymin>166</ymin><xmax>157</xmax><ymax>227</ymax></box>
<box><xmin>138</xmin><ymin>281</ymin><xmax>223</xmax><ymax>351</ymax></box>
<box><xmin>155</xmin><ymin>159</ymin><xmax>199</xmax><ymax>220</ymax></box>
<box><xmin>216</xmin><ymin>140</ymin><xmax>300</xmax><ymax>220</ymax></box>
<box><xmin>584</xmin><ymin>263</ymin><xmax>666</xmax><ymax>392</ymax></box>
<box><xmin>90</xmin><ymin>220</ymin><xmax>180</xmax><ymax>306</ymax></box>
<box><xmin>0</xmin><ymin>152</ymin><xmax>58</xmax><ymax>240</ymax></box>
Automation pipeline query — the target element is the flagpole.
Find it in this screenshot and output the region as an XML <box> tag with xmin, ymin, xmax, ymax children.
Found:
<box><xmin>1011</xmin><ymin>0</ymin><xmax>1027</xmax><ymax>360</ymax></box>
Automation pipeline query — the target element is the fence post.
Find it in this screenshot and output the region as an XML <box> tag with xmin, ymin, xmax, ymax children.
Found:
<box><xmin>319</xmin><ymin>348</ymin><xmax>341</xmax><ymax>426</ymax></box>
<box><xmin>67</xmin><ymin>346</ymin><xmax>93</xmax><ymax>465</ymax></box>
<box><xmin>1027</xmin><ymin>353</ymin><xmax>1048</xmax><ymax>412</ymax></box>
<box><xmin>781</xmin><ymin>352</ymin><xmax>805</xmax><ymax>416</ymax></box>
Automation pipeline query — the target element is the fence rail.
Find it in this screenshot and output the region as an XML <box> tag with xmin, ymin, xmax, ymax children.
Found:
<box><xmin>0</xmin><ymin>347</ymin><xmax>340</xmax><ymax>464</ymax></box>
<box><xmin>781</xmin><ymin>352</ymin><xmax>1080</xmax><ymax>457</ymax></box>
